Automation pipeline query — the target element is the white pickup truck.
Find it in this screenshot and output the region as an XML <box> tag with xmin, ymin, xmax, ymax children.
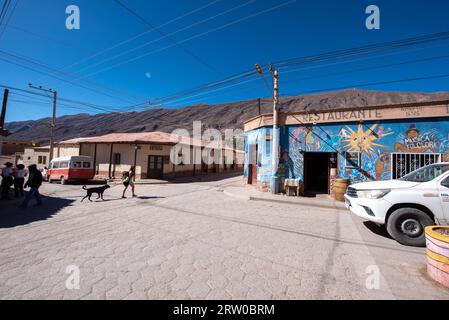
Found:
<box><xmin>344</xmin><ymin>163</ymin><xmax>449</xmax><ymax>247</ymax></box>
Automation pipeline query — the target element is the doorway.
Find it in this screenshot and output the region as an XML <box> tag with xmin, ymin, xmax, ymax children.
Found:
<box><xmin>247</xmin><ymin>144</ymin><xmax>258</xmax><ymax>185</ymax></box>
<box><xmin>147</xmin><ymin>155</ymin><xmax>164</xmax><ymax>179</ymax></box>
<box><xmin>304</xmin><ymin>152</ymin><xmax>335</xmax><ymax>195</ymax></box>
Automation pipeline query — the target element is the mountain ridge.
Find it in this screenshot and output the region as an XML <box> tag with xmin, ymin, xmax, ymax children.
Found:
<box><xmin>5</xmin><ymin>89</ymin><xmax>449</xmax><ymax>145</ymax></box>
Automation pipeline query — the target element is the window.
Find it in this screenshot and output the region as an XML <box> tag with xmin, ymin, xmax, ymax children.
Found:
<box><xmin>53</xmin><ymin>162</ymin><xmax>60</xmax><ymax>169</ymax></box>
<box><xmin>442</xmin><ymin>176</ymin><xmax>449</xmax><ymax>188</ymax></box>
<box><xmin>392</xmin><ymin>153</ymin><xmax>442</xmax><ymax>179</ymax></box>
<box><xmin>345</xmin><ymin>152</ymin><xmax>361</xmax><ymax>169</ymax></box>
<box><xmin>113</xmin><ymin>153</ymin><xmax>121</xmax><ymax>165</ymax></box>
<box><xmin>400</xmin><ymin>163</ymin><xmax>449</xmax><ymax>182</ymax></box>
<box><xmin>83</xmin><ymin>162</ymin><xmax>91</xmax><ymax>168</ymax></box>
<box><xmin>73</xmin><ymin>161</ymin><xmax>82</xmax><ymax>168</ymax></box>
<box><xmin>60</xmin><ymin>161</ymin><xmax>69</xmax><ymax>168</ymax></box>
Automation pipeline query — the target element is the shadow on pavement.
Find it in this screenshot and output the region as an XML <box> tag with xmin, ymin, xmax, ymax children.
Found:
<box><xmin>0</xmin><ymin>191</ymin><xmax>75</xmax><ymax>229</ymax></box>
<box><xmin>136</xmin><ymin>196</ymin><xmax>165</xmax><ymax>200</ymax></box>
<box><xmin>363</xmin><ymin>221</ymin><xmax>394</xmax><ymax>240</ymax></box>
<box><xmin>167</xmin><ymin>171</ymin><xmax>243</xmax><ymax>184</ymax></box>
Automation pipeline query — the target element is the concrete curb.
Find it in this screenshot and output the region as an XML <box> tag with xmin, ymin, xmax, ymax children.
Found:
<box><xmin>223</xmin><ymin>189</ymin><xmax>251</xmax><ymax>201</ymax></box>
<box><xmin>249</xmin><ymin>196</ymin><xmax>347</xmax><ymax>211</ymax></box>
<box><xmin>222</xmin><ymin>187</ymin><xmax>347</xmax><ymax>210</ymax></box>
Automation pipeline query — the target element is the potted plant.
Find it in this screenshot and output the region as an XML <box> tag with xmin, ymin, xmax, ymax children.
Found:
<box><xmin>425</xmin><ymin>226</ymin><xmax>449</xmax><ymax>288</ymax></box>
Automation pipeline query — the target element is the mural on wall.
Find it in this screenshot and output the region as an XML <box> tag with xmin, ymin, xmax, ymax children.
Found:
<box><xmin>394</xmin><ymin>124</ymin><xmax>438</xmax><ymax>153</ymax></box>
<box><xmin>245</xmin><ymin>118</ymin><xmax>449</xmax><ymax>184</ymax></box>
<box><xmin>341</xmin><ymin>123</ymin><xmax>394</xmax><ymax>158</ymax></box>
<box><xmin>374</xmin><ymin>151</ymin><xmax>392</xmax><ymax>181</ymax></box>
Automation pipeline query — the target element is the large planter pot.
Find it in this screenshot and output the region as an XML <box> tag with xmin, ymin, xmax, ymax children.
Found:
<box><xmin>425</xmin><ymin>226</ymin><xmax>449</xmax><ymax>288</ymax></box>
<box><xmin>333</xmin><ymin>178</ymin><xmax>351</xmax><ymax>202</ymax></box>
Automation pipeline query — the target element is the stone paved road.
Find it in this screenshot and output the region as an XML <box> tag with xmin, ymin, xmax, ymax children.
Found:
<box><xmin>0</xmin><ymin>176</ymin><xmax>448</xmax><ymax>300</ymax></box>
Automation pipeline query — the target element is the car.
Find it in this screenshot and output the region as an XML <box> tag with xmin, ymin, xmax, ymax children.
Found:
<box><xmin>344</xmin><ymin>163</ymin><xmax>449</xmax><ymax>247</ymax></box>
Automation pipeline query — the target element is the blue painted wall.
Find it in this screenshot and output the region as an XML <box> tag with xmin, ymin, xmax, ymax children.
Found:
<box><xmin>244</xmin><ymin>117</ymin><xmax>449</xmax><ymax>185</ymax></box>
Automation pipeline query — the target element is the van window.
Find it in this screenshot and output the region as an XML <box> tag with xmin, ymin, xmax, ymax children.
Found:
<box><xmin>60</xmin><ymin>161</ymin><xmax>69</xmax><ymax>169</ymax></box>
<box><xmin>83</xmin><ymin>162</ymin><xmax>91</xmax><ymax>168</ymax></box>
<box><xmin>52</xmin><ymin>162</ymin><xmax>60</xmax><ymax>169</ymax></box>
<box><xmin>73</xmin><ymin>161</ymin><xmax>82</xmax><ymax>168</ymax></box>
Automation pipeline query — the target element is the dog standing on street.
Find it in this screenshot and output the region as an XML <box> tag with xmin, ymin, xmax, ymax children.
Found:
<box><xmin>81</xmin><ymin>184</ymin><xmax>110</xmax><ymax>202</ymax></box>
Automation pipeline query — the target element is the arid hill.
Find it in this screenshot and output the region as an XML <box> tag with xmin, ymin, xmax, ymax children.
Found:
<box><xmin>5</xmin><ymin>89</ymin><xmax>449</xmax><ymax>145</ymax></box>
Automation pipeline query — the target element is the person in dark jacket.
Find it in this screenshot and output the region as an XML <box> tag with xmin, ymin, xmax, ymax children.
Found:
<box><xmin>21</xmin><ymin>164</ymin><xmax>43</xmax><ymax>208</ymax></box>
<box><xmin>1</xmin><ymin>162</ymin><xmax>14</xmax><ymax>200</ymax></box>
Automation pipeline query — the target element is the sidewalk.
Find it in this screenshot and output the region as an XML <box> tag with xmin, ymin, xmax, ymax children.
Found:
<box><xmin>223</xmin><ymin>183</ymin><xmax>347</xmax><ymax>211</ymax></box>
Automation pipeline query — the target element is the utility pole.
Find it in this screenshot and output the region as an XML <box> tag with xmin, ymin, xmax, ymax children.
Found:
<box><xmin>255</xmin><ymin>64</ymin><xmax>281</xmax><ymax>194</ymax></box>
<box><xmin>0</xmin><ymin>89</ymin><xmax>10</xmax><ymax>156</ymax></box>
<box><xmin>0</xmin><ymin>89</ymin><xmax>9</xmax><ymax>135</ymax></box>
<box><xmin>29</xmin><ymin>84</ymin><xmax>57</xmax><ymax>162</ymax></box>
<box><xmin>270</xmin><ymin>68</ymin><xmax>280</xmax><ymax>194</ymax></box>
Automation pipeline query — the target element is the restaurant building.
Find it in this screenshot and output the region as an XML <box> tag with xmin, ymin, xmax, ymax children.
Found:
<box><xmin>55</xmin><ymin>131</ymin><xmax>243</xmax><ymax>180</ymax></box>
<box><xmin>243</xmin><ymin>99</ymin><xmax>449</xmax><ymax>195</ymax></box>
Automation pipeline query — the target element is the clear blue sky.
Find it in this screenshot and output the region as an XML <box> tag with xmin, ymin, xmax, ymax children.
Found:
<box><xmin>1</xmin><ymin>0</ymin><xmax>449</xmax><ymax>122</ymax></box>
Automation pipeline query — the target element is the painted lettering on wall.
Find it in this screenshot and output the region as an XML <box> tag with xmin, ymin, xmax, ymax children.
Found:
<box><xmin>302</xmin><ymin>109</ymin><xmax>383</xmax><ymax>123</ymax></box>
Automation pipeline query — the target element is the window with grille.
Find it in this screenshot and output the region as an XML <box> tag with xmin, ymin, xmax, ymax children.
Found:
<box><xmin>392</xmin><ymin>153</ymin><xmax>442</xmax><ymax>179</ymax></box>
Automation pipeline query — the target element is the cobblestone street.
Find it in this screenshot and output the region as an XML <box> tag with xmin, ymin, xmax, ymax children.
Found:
<box><xmin>0</xmin><ymin>176</ymin><xmax>448</xmax><ymax>300</ymax></box>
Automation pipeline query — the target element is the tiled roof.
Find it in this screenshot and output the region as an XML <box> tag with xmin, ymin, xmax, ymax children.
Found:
<box><xmin>57</xmin><ymin>131</ymin><xmax>241</xmax><ymax>152</ymax></box>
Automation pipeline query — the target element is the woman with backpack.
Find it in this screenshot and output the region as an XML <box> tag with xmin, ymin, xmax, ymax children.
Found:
<box><xmin>121</xmin><ymin>166</ymin><xmax>136</xmax><ymax>199</ymax></box>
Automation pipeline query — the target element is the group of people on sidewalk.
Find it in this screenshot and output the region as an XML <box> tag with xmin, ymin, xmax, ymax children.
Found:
<box><xmin>1</xmin><ymin>162</ymin><xmax>43</xmax><ymax>207</ymax></box>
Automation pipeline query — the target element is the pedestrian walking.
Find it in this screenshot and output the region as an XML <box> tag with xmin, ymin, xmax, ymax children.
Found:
<box><xmin>122</xmin><ymin>166</ymin><xmax>137</xmax><ymax>198</ymax></box>
<box><xmin>14</xmin><ymin>164</ymin><xmax>27</xmax><ymax>198</ymax></box>
<box><xmin>1</xmin><ymin>162</ymin><xmax>14</xmax><ymax>200</ymax></box>
<box><xmin>21</xmin><ymin>164</ymin><xmax>43</xmax><ymax>208</ymax></box>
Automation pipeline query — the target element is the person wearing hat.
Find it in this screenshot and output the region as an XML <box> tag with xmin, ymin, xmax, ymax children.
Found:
<box><xmin>14</xmin><ymin>164</ymin><xmax>27</xmax><ymax>198</ymax></box>
<box><xmin>21</xmin><ymin>164</ymin><xmax>43</xmax><ymax>208</ymax></box>
<box><xmin>1</xmin><ymin>162</ymin><xmax>14</xmax><ymax>200</ymax></box>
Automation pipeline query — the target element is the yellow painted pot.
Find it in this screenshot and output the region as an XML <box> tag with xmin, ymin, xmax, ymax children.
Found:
<box><xmin>425</xmin><ymin>226</ymin><xmax>449</xmax><ymax>288</ymax></box>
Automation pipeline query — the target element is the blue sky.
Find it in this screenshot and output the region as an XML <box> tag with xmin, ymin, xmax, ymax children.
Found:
<box><xmin>1</xmin><ymin>0</ymin><xmax>449</xmax><ymax>122</ymax></box>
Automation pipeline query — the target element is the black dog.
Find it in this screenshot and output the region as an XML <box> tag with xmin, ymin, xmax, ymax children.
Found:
<box><xmin>81</xmin><ymin>185</ymin><xmax>110</xmax><ymax>202</ymax></box>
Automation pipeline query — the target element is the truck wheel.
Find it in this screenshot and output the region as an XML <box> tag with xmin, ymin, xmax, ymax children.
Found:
<box><xmin>60</xmin><ymin>177</ymin><xmax>67</xmax><ymax>185</ymax></box>
<box><xmin>386</xmin><ymin>208</ymin><xmax>434</xmax><ymax>247</ymax></box>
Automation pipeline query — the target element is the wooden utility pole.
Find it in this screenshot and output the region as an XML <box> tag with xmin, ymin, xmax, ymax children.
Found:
<box><xmin>0</xmin><ymin>89</ymin><xmax>9</xmax><ymax>136</ymax></box>
<box><xmin>270</xmin><ymin>68</ymin><xmax>280</xmax><ymax>194</ymax></box>
<box><xmin>29</xmin><ymin>84</ymin><xmax>57</xmax><ymax>162</ymax></box>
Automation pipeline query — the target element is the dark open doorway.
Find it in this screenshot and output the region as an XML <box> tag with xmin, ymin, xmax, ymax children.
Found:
<box><xmin>304</xmin><ymin>152</ymin><xmax>335</xmax><ymax>195</ymax></box>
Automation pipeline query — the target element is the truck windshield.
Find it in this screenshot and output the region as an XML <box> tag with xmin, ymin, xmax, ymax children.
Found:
<box><xmin>400</xmin><ymin>164</ymin><xmax>449</xmax><ymax>182</ymax></box>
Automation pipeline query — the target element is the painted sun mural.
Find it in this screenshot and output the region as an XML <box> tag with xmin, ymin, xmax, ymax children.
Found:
<box><xmin>342</xmin><ymin>123</ymin><xmax>394</xmax><ymax>157</ymax></box>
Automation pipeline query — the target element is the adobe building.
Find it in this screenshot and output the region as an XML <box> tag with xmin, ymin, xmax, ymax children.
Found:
<box><xmin>55</xmin><ymin>131</ymin><xmax>243</xmax><ymax>180</ymax></box>
<box><xmin>243</xmin><ymin>99</ymin><xmax>449</xmax><ymax>195</ymax></box>
<box><xmin>22</xmin><ymin>146</ymin><xmax>50</xmax><ymax>170</ymax></box>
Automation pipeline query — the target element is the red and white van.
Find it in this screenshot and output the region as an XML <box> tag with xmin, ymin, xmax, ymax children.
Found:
<box><xmin>47</xmin><ymin>156</ymin><xmax>94</xmax><ymax>185</ymax></box>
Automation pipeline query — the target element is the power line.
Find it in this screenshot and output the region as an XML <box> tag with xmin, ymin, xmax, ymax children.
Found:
<box><xmin>72</xmin><ymin>0</ymin><xmax>256</xmax><ymax>76</ymax></box>
<box><xmin>113</xmin><ymin>0</ymin><xmax>223</xmax><ymax>75</ymax></box>
<box><xmin>143</xmin><ymin>30</ymin><xmax>449</xmax><ymax>107</ymax></box>
<box><xmin>0</xmin><ymin>0</ymin><xmax>18</xmax><ymax>41</ymax></box>
<box><xmin>75</xmin><ymin>0</ymin><xmax>297</xmax><ymax>80</ymax></box>
<box><xmin>0</xmin><ymin>83</ymin><xmax>128</xmax><ymax>114</ymax></box>
<box><xmin>0</xmin><ymin>49</ymin><xmax>145</xmax><ymax>104</ymax></box>
<box><xmin>284</xmin><ymin>73</ymin><xmax>449</xmax><ymax>97</ymax></box>
<box><xmin>0</xmin><ymin>0</ymin><xmax>10</xmax><ymax>25</ymax></box>
<box><xmin>59</xmin><ymin>0</ymin><xmax>222</xmax><ymax>73</ymax></box>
